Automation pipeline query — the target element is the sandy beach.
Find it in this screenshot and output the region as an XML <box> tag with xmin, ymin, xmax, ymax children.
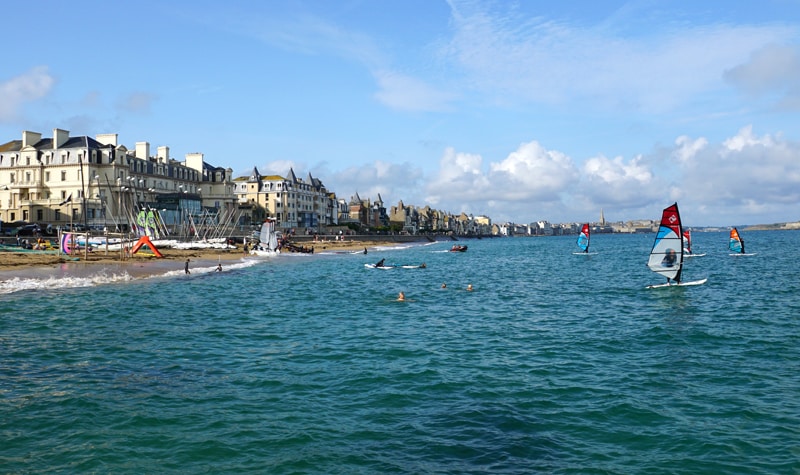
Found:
<box><xmin>0</xmin><ymin>238</ymin><xmax>404</xmax><ymax>282</ymax></box>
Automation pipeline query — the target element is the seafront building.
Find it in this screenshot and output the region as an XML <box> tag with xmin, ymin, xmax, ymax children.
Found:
<box><xmin>0</xmin><ymin>128</ymin><xmax>237</xmax><ymax>234</ymax></box>
<box><xmin>234</xmin><ymin>167</ymin><xmax>339</xmax><ymax>234</ymax></box>
<box><xmin>0</xmin><ymin>127</ymin><xmax>489</xmax><ymax>238</ymax></box>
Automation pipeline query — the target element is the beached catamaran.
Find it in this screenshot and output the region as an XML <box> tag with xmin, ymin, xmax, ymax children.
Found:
<box><xmin>646</xmin><ymin>203</ymin><xmax>707</xmax><ymax>288</ymax></box>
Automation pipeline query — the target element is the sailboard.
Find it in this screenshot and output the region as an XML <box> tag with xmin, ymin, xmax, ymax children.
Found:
<box><xmin>682</xmin><ymin>228</ymin><xmax>705</xmax><ymax>257</ymax></box>
<box><xmin>646</xmin><ymin>203</ymin><xmax>707</xmax><ymax>288</ymax></box>
<box><xmin>728</xmin><ymin>227</ymin><xmax>756</xmax><ymax>256</ymax></box>
<box><xmin>573</xmin><ymin>223</ymin><xmax>597</xmax><ymax>255</ymax></box>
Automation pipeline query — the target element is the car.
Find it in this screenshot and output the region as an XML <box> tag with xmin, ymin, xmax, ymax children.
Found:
<box><xmin>14</xmin><ymin>224</ymin><xmax>41</xmax><ymax>236</ymax></box>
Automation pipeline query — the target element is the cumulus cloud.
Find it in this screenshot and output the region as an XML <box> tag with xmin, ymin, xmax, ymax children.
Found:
<box><xmin>0</xmin><ymin>66</ymin><xmax>55</xmax><ymax>122</ymax></box>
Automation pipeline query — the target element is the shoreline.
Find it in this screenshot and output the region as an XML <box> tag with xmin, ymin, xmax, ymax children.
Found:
<box><xmin>0</xmin><ymin>238</ymin><xmax>420</xmax><ymax>283</ymax></box>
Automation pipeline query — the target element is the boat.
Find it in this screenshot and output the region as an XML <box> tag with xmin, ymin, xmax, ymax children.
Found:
<box><xmin>249</xmin><ymin>219</ymin><xmax>280</xmax><ymax>257</ymax></box>
<box><xmin>573</xmin><ymin>223</ymin><xmax>596</xmax><ymax>255</ymax></box>
<box><xmin>646</xmin><ymin>203</ymin><xmax>707</xmax><ymax>288</ymax></box>
<box><xmin>729</xmin><ymin>227</ymin><xmax>755</xmax><ymax>256</ymax></box>
<box><xmin>449</xmin><ymin>244</ymin><xmax>468</xmax><ymax>252</ymax></box>
<box><xmin>682</xmin><ymin>229</ymin><xmax>705</xmax><ymax>257</ymax></box>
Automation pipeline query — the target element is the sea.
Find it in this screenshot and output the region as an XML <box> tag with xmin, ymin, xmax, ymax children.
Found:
<box><xmin>1</xmin><ymin>230</ymin><xmax>798</xmax><ymax>474</ymax></box>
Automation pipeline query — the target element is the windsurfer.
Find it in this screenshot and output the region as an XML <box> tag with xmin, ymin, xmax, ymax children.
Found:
<box><xmin>661</xmin><ymin>249</ymin><xmax>677</xmax><ymax>267</ymax></box>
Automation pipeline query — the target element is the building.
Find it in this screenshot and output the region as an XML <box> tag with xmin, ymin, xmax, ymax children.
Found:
<box><xmin>234</xmin><ymin>167</ymin><xmax>339</xmax><ymax>233</ymax></box>
<box><xmin>0</xmin><ymin>128</ymin><xmax>235</xmax><ymax>233</ymax></box>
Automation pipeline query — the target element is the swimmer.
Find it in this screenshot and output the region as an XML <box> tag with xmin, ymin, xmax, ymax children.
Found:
<box><xmin>441</xmin><ymin>283</ymin><xmax>447</xmax><ymax>289</ymax></box>
<box><xmin>397</xmin><ymin>291</ymin><xmax>405</xmax><ymax>301</ymax></box>
<box><xmin>466</xmin><ymin>284</ymin><xmax>473</xmax><ymax>291</ymax></box>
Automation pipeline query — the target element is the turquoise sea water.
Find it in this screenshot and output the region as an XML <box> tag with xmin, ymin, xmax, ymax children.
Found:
<box><xmin>2</xmin><ymin>231</ymin><xmax>799</xmax><ymax>474</ymax></box>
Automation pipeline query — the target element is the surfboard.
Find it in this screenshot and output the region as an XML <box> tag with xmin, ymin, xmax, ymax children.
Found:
<box><xmin>646</xmin><ymin>278</ymin><xmax>708</xmax><ymax>289</ymax></box>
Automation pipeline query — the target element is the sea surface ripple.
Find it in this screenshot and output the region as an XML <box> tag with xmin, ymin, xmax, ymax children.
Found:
<box><xmin>1</xmin><ymin>231</ymin><xmax>798</xmax><ymax>473</ymax></box>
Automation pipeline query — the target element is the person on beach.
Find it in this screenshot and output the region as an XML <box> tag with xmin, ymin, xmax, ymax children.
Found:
<box><xmin>185</xmin><ymin>258</ymin><xmax>191</xmax><ymax>274</ymax></box>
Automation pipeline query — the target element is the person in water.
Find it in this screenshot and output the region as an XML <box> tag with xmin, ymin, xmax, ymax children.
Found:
<box><xmin>466</xmin><ymin>284</ymin><xmax>473</xmax><ymax>291</ymax></box>
<box><xmin>441</xmin><ymin>283</ymin><xmax>447</xmax><ymax>289</ymax></box>
<box><xmin>364</xmin><ymin>247</ymin><xmax>368</xmax><ymax>254</ymax></box>
<box><xmin>376</xmin><ymin>258</ymin><xmax>385</xmax><ymax>267</ymax></box>
<box><xmin>661</xmin><ymin>248</ymin><xmax>677</xmax><ymax>267</ymax></box>
<box><xmin>397</xmin><ymin>291</ymin><xmax>405</xmax><ymax>301</ymax></box>
<box><xmin>185</xmin><ymin>258</ymin><xmax>191</xmax><ymax>274</ymax></box>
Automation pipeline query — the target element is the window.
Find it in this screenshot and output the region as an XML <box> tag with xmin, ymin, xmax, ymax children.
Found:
<box><xmin>37</xmin><ymin>209</ymin><xmax>43</xmax><ymax>221</ymax></box>
<box><xmin>55</xmin><ymin>209</ymin><xmax>61</xmax><ymax>221</ymax></box>
<box><xmin>61</xmin><ymin>171</ymin><xmax>67</xmax><ymax>181</ymax></box>
<box><xmin>45</xmin><ymin>171</ymin><xmax>50</xmax><ymax>181</ymax></box>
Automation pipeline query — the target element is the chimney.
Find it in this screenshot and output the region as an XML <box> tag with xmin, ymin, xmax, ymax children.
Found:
<box><xmin>135</xmin><ymin>141</ymin><xmax>150</xmax><ymax>159</ymax></box>
<box><xmin>157</xmin><ymin>145</ymin><xmax>169</xmax><ymax>163</ymax></box>
<box><xmin>22</xmin><ymin>131</ymin><xmax>42</xmax><ymax>148</ymax></box>
<box><xmin>96</xmin><ymin>133</ymin><xmax>118</xmax><ymax>146</ymax></box>
<box><xmin>53</xmin><ymin>128</ymin><xmax>69</xmax><ymax>148</ymax></box>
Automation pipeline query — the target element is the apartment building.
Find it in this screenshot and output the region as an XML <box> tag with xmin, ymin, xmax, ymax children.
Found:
<box><xmin>234</xmin><ymin>167</ymin><xmax>339</xmax><ymax>233</ymax></box>
<box><xmin>0</xmin><ymin>128</ymin><xmax>236</xmax><ymax>232</ymax></box>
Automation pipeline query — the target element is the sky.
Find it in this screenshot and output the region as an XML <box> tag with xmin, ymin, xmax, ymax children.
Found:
<box><xmin>2</xmin><ymin>0</ymin><xmax>800</xmax><ymax>227</ymax></box>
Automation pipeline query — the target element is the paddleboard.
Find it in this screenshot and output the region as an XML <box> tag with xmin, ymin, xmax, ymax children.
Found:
<box><xmin>729</xmin><ymin>253</ymin><xmax>757</xmax><ymax>256</ymax></box>
<box><xmin>684</xmin><ymin>253</ymin><xmax>706</xmax><ymax>257</ymax></box>
<box><xmin>646</xmin><ymin>278</ymin><xmax>708</xmax><ymax>289</ymax></box>
<box><xmin>572</xmin><ymin>252</ymin><xmax>598</xmax><ymax>255</ymax></box>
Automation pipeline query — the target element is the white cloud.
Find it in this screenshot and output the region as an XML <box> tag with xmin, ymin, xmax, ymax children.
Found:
<box><xmin>373</xmin><ymin>70</ymin><xmax>457</xmax><ymax>112</ymax></box>
<box><xmin>441</xmin><ymin>1</ymin><xmax>797</xmax><ymax>113</ymax></box>
<box><xmin>0</xmin><ymin>66</ymin><xmax>55</xmax><ymax>122</ymax></box>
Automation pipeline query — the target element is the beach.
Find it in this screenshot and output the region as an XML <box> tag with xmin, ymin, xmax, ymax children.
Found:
<box><xmin>0</xmin><ymin>238</ymin><xmax>399</xmax><ymax>278</ymax></box>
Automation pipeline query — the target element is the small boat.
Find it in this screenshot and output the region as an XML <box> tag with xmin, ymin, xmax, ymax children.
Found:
<box><xmin>449</xmin><ymin>244</ymin><xmax>468</xmax><ymax>252</ymax></box>
<box><xmin>729</xmin><ymin>227</ymin><xmax>755</xmax><ymax>256</ymax></box>
<box><xmin>573</xmin><ymin>223</ymin><xmax>597</xmax><ymax>255</ymax></box>
<box><xmin>682</xmin><ymin>229</ymin><xmax>705</xmax><ymax>257</ymax></box>
<box><xmin>249</xmin><ymin>219</ymin><xmax>280</xmax><ymax>257</ymax></box>
<box><xmin>646</xmin><ymin>203</ymin><xmax>707</xmax><ymax>288</ymax></box>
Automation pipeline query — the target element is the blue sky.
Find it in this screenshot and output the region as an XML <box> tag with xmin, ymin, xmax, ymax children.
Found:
<box><xmin>2</xmin><ymin>0</ymin><xmax>800</xmax><ymax>226</ymax></box>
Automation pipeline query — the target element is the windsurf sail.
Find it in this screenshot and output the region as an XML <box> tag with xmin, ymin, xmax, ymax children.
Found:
<box><xmin>683</xmin><ymin>229</ymin><xmax>692</xmax><ymax>254</ymax></box>
<box><xmin>647</xmin><ymin>203</ymin><xmax>683</xmax><ymax>284</ymax></box>
<box><xmin>729</xmin><ymin>227</ymin><xmax>745</xmax><ymax>254</ymax></box>
<box><xmin>577</xmin><ymin>223</ymin><xmax>590</xmax><ymax>253</ymax></box>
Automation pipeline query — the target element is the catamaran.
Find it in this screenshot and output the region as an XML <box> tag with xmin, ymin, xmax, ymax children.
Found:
<box><xmin>729</xmin><ymin>227</ymin><xmax>754</xmax><ymax>256</ymax></box>
<box><xmin>574</xmin><ymin>223</ymin><xmax>596</xmax><ymax>254</ymax></box>
<box><xmin>646</xmin><ymin>203</ymin><xmax>707</xmax><ymax>288</ymax></box>
<box><xmin>682</xmin><ymin>229</ymin><xmax>705</xmax><ymax>257</ymax></box>
<box><xmin>249</xmin><ymin>219</ymin><xmax>280</xmax><ymax>257</ymax></box>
